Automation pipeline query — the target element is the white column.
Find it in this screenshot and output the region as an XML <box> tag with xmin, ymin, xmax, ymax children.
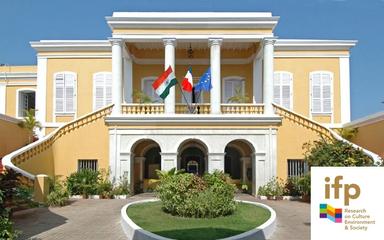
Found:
<box><xmin>262</xmin><ymin>38</ymin><xmax>276</xmax><ymax>115</ymax></box>
<box><xmin>36</xmin><ymin>57</ymin><xmax>47</xmax><ymax>137</ymax></box>
<box><xmin>0</xmin><ymin>83</ymin><xmax>6</xmax><ymax>114</ymax></box>
<box><xmin>340</xmin><ymin>56</ymin><xmax>351</xmax><ymax>124</ymax></box>
<box><xmin>163</xmin><ymin>38</ymin><xmax>176</xmax><ymax>114</ymax></box>
<box><xmin>252</xmin><ymin>56</ymin><xmax>263</xmax><ymax>104</ymax></box>
<box><xmin>209</xmin><ymin>38</ymin><xmax>222</xmax><ymax>114</ymax></box>
<box><xmin>208</xmin><ymin>153</ymin><xmax>225</xmax><ymax>173</ymax></box>
<box><xmin>123</xmin><ymin>57</ymin><xmax>133</xmax><ymax>103</ymax></box>
<box><xmin>111</xmin><ymin>39</ymin><xmax>123</xmax><ymax>115</ymax></box>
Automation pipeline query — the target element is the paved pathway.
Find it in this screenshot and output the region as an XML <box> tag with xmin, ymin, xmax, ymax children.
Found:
<box><xmin>13</xmin><ymin>193</ymin><xmax>309</xmax><ymax>240</ymax></box>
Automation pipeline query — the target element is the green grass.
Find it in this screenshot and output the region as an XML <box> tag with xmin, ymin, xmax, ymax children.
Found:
<box><xmin>127</xmin><ymin>201</ymin><xmax>271</xmax><ymax>240</ymax></box>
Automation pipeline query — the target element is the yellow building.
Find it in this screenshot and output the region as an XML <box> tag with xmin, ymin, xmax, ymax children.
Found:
<box><xmin>1</xmin><ymin>11</ymin><xmax>379</xmax><ymax>194</ymax></box>
<box><xmin>345</xmin><ymin>112</ymin><xmax>384</xmax><ymax>158</ymax></box>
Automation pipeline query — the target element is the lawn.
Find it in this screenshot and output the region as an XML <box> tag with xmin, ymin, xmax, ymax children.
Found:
<box><xmin>127</xmin><ymin>201</ymin><xmax>271</xmax><ymax>240</ymax></box>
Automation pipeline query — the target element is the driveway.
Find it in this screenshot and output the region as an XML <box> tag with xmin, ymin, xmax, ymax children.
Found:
<box><xmin>13</xmin><ymin>193</ymin><xmax>309</xmax><ymax>240</ymax></box>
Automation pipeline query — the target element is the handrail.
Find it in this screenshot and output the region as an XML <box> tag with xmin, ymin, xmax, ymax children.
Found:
<box><xmin>2</xmin><ymin>104</ymin><xmax>114</xmax><ymax>179</ymax></box>
<box><xmin>273</xmin><ymin>103</ymin><xmax>382</xmax><ymax>163</ymax></box>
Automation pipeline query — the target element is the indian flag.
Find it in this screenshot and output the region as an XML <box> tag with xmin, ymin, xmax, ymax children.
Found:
<box><xmin>152</xmin><ymin>66</ymin><xmax>177</xmax><ymax>100</ymax></box>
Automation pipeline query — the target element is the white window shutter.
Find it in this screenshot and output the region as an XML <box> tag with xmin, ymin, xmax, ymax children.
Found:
<box><xmin>281</xmin><ymin>73</ymin><xmax>291</xmax><ymax>109</ymax></box>
<box><xmin>55</xmin><ymin>73</ymin><xmax>65</xmax><ymax>113</ymax></box>
<box><xmin>224</xmin><ymin>80</ymin><xmax>233</xmax><ymax>102</ymax></box>
<box><xmin>273</xmin><ymin>73</ymin><xmax>281</xmax><ymax>105</ymax></box>
<box><xmin>311</xmin><ymin>73</ymin><xmax>322</xmax><ymax>113</ymax></box>
<box><xmin>322</xmin><ymin>73</ymin><xmax>332</xmax><ymax>113</ymax></box>
<box><xmin>94</xmin><ymin>73</ymin><xmax>105</xmax><ymax>110</ymax></box>
<box><xmin>65</xmin><ymin>74</ymin><xmax>75</xmax><ymax>113</ymax></box>
<box><xmin>105</xmin><ymin>73</ymin><xmax>113</xmax><ymax>106</ymax></box>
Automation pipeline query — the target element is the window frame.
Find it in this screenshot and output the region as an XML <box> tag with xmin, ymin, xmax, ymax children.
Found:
<box><xmin>222</xmin><ymin>76</ymin><xmax>246</xmax><ymax>103</ymax></box>
<box><xmin>16</xmin><ymin>88</ymin><xmax>36</xmax><ymax>118</ymax></box>
<box><xmin>93</xmin><ymin>72</ymin><xmax>112</xmax><ymax>111</ymax></box>
<box><xmin>53</xmin><ymin>71</ymin><xmax>77</xmax><ymax>116</ymax></box>
<box><xmin>141</xmin><ymin>76</ymin><xmax>163</xmax><ymax>103</ymax></box>
<box><xmin>273</xmin><ymin>71</ymin><xmax>293</xmax><ymax>110</ymax></box>
<box><xmin>309</xmin><ymin>71</ymin><xmax>334</xmax><ymax>115</ymax></box>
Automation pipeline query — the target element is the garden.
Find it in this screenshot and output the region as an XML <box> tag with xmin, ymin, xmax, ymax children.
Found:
<box><xmin>125</xmin><ymin>170</ymin><xmax>274</xmax><ymax>240</ymax></box>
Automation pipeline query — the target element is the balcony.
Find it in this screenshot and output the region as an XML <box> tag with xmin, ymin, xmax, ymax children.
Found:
<box><xmin>121</xmin><ymin>103</ymin><xmax>264</xmax><ymax>115</ymax></box>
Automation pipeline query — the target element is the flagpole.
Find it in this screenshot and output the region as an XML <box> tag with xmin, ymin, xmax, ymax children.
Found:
<box><xmin>176</xmin><ymin>81</ymin><xmax>193</xmax><ymax>113</ymax></box>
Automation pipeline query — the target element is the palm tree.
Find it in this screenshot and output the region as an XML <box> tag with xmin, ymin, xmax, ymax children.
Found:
<box><xmin>18</xmin><ymin>109</ymin><xmax>42</xmax><ymax>143</ymax></box>
<box><xmin>227</xmin><ymin>86</ymin><xmax>250</xmax><ymax>103</ymax></box>
<box><xmin>132</xmin><ymin>90</ymin><xmax>153</xmax><ymax>103</ymax></box>
<box><xmin>336</xmin><ymin>127</ymin><xmax>358</xmax><ymax>141</ymax></box>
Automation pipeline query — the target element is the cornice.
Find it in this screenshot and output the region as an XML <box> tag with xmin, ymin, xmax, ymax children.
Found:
<box><xmin>344</xmin><ymin>112</ymin><xmax>384</xmax><ymax>128</ymax></box>
<box><xmin>30</xmin><ymin>40</ymin><xmax>111</xmax><ymax>52</ymax></box>
<box><xmin>275</xmin><ymin>39</ymin><xmax>357</xmax><ymax>51</ymax></box>
<box><xmin>106</xmin><ymin>12</ymin><xmax>279</xmax><ymax>31</ymax></box>
<box><xmin>0</xmin><ymin>72</ymin><xmax>37</xmax><ymax>79</ymax></box>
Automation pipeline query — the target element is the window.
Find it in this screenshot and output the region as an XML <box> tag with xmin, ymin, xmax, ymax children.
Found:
<box><xmin>78</xmin><ymin>159</ymin><xmax>98</xmax><ymax>171</ymax></box>
<box><xmin>273</xmin><ymin>72</ymin><xmax>293</xmax><ymax>109</ymax></box>
<box><xmin>223</xmin><ymin>77</ymin><xmax>245</xmax><ymax>103</ymax></box>
<box><xmin>142</xmin><ymin>77</ymin><xmax>162</xmax><ymax>103</ymax></box>
<box><xmin>55</xmin><ymin>72</ymin><xmax>76</xmax><ymax>114</ymax></box>
<box><xmin>287</xmin><ymin>159</ymin><xmax>308</xmax><ymax>178</ymax></box>
<box><xmin>310</xmin><ymin>71</ymin><xmax>333</xmax><ymax>114</ymax></box>
<box><xmin>17</xmin><ymin>90</ymin><xmax>35</xmax><ymax>117</ymax></box>
<box><xmin>93</xmin><ymin>72</ymin><xmax>112</xmax><ymax>110</ymax></box>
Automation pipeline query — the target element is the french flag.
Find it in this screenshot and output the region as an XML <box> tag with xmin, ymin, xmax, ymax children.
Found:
<box><xmin>181</xmin><ymin>67</ymin><xmax>193</xmax><ymax>92</ymax></box>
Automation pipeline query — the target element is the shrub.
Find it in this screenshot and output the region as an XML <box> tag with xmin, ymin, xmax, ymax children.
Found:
<box><xmin>297</xmin><ymin>173</ymin><xmax>311</xmax><ymax>196</ymax></box>
<box><xmin>0</xmin><ymin>183</ymin><xmax>19</xmax><ymax>239</ymax></box>
<box><xmin>66</xmin><ymin>169</ymin><xmax>100</xmax><ymax>198</ymax></box>
<box><xmin>47</xmin><ymin>179</ymin><xmax>69</xmax><ymax>207</ymax></box>
<box><xmin>156</xmin><ymin>169</ymin><xmax>236</xmax><ymax>218</ymax></box>
<box><xmin>303</xmin><ymin>138</ymin><xmax>377</xmax><ymax>167</ymax></box>
<box><xmin>257</xmin><ymin>177</ymin><xmax>284</xmax><ymax>197</ymax></box>
<box><xmin>112</xmin><ymin>177</ymin><xmax>130</xmax><ymax>196</ymax></box>
<box><xmin>283</xmin><ymin>177</ymin><xmax>301</xmax><ymax>196</ymax></box>
<box><xmin>97</xmin><ymin>170</ymin><xmax>114</xmax><ymax>199</ymax></box>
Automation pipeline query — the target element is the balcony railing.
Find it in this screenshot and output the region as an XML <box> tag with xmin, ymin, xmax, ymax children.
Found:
<box><xmin>122</xmin><ymin>103</ymin><xmax>264</xmax><ymax>115</ymax></box>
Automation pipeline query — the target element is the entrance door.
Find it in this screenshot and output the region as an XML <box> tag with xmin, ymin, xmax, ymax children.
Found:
<box><xmin>180</xmin><ymin>147</ymin><xmax>205</xmax><ymax>175</ymax></box>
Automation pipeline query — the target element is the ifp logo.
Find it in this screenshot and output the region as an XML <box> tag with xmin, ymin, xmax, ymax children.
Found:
<box><xmin>319</xmin><ymin>175</ymin><xmax>360</xmax><ymax>223</ymax></box>
<box><xmin>324</xmin><ymin>176</ymin><xmax>360</xmax><ymax>206</ymax></box>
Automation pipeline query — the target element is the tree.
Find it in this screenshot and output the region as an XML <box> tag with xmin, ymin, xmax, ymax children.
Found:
<box><xmin>132</xmin><ymin>90</ymin><xmax>153</xmax><ymax>103</ymax></box>
<box><xmin>303</xmin><ymin>138</ymin><xmax>377</xmax><ymax>167</ymax></box>
<box><xmin>335</xmin><ymin>127</ymin><xmax>358</xmax><ymax>140</ymax></box>
<box><xmin>18</xmin><ymin>109</ymin><xmax>42</xmax><ymax>143</ymax></box>
<box><xmin>227</xmin><ymin>86</ymin><xmax>249</xmax><ymax>103</ymax></box>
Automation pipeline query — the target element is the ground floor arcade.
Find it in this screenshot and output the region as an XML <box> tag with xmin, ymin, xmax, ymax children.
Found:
<box><xmin>109</xmin><ymin>127</ymin><xmax>278</xmax><ymax>195</ymax></box>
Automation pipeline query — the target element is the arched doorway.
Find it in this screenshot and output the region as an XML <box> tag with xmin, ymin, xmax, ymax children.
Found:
<box><xmin>224</xmin><ymin>140</ymin><xmax>255</xmax><ymax>193</ymax></box>
<box><xmin>178</xmin><ymin>139</ymin><xmax>208</xmax><ymax>176</ymax></box>
<box><xmin>131</xmin><ymin>139</ymin><xmax>161</xmax><ymax>193</ymax></box>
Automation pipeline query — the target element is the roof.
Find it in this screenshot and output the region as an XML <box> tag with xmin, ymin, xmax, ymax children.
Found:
<box><xmin>344</xmin><ymin>111</ymin><xmax>384</xmax><ymax>128</ymax></box>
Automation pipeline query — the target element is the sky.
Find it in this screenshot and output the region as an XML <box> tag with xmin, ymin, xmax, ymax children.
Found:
<box><xmin>0</xmin><ymin>0</ymin><xmax>383</xmax><ymax>120</ymax></box>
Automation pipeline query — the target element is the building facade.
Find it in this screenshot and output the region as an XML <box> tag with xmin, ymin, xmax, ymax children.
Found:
<box><xmin>2</xmin><ymin>11</ymin><xmax>371</xmax><ymax>194</ymax></box>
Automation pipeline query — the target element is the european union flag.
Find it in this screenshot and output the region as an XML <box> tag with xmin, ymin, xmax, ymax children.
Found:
<box><xmin>194</xmin><ymin>67</ymin><xmax>212</xmax><ymax>92</ymax></box>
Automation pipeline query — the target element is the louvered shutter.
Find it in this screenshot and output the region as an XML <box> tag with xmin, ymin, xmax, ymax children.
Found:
<box><xmin>322</xmin><ymin>73</ymin><xmax>332</xmax><ymax>113</ymax></box>
<box><xmin>281</xmin><ymin>73</ymin><xmax>292</xmax><ymax>109</ymax></box>
<box><xmin>273</xmin><ymin>73</ymin><xmax>281</xmax><ymax>105</ymax></box>
<box><xmin>311</xmin><ymin>73</ymin><xmax>322</xmax><ymax>113</ymax></box>
<box><xmin>105</xmin><ymin>73</ymin><xmax>113</xmax><ymax>105</ymax></box>
<box><xmin>55</xmin><ymin>73</ymin><xmax>65</xmax><ymax>113</ymax></box>
<box><xmin>94</xmin><ymin>73</ymin><xmax>105</xmax><ymax>110</ymax></box>
<box><xmin>65</xmin><ymin>74</ymin><xmax>75</xmax><ymax>112</ymax></box>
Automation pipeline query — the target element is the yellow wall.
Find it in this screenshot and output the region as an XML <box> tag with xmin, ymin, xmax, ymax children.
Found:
<box><xmin>16</xmin><ymin>108</ymin><xmax>110</xmax><ymax>178</ymax></box>
<box><xmin>0</xmin><ymin>118</ymin><xmax>30</xmax><ymax>159</ymax></box>
<box><xmin>45</xmin><ymin>58</ymin><xmax>112</xmax><ymax>122</ymax></box>
<box><xmin>5</xmin><ymin>85</ymin><xmax>36</xmax><ymax>118</ymax></box>
<box><xmin>350</xmin><ymin>121</ymin><xmax>384</xmax><ymax>158</ymax></box>
<box><xmin>274</xmin><ymin>57</ymin><xmax>341</xmax><ymax>124</ymax></box>
<box><xmin>276</xmin><ymin>117</ymin><xmax>323</xmax><ymax>180</ymax></box>
<box><xmin>0</xmin><ymin>65</ymin><xmax>36</xmax><ymax>73</ymax></box>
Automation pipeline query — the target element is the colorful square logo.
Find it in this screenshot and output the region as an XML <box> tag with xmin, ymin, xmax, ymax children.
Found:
<box><xmin>320</xmin><ymin>204</ymin><xmax>342</xmax><ymax>223</ymax></box>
